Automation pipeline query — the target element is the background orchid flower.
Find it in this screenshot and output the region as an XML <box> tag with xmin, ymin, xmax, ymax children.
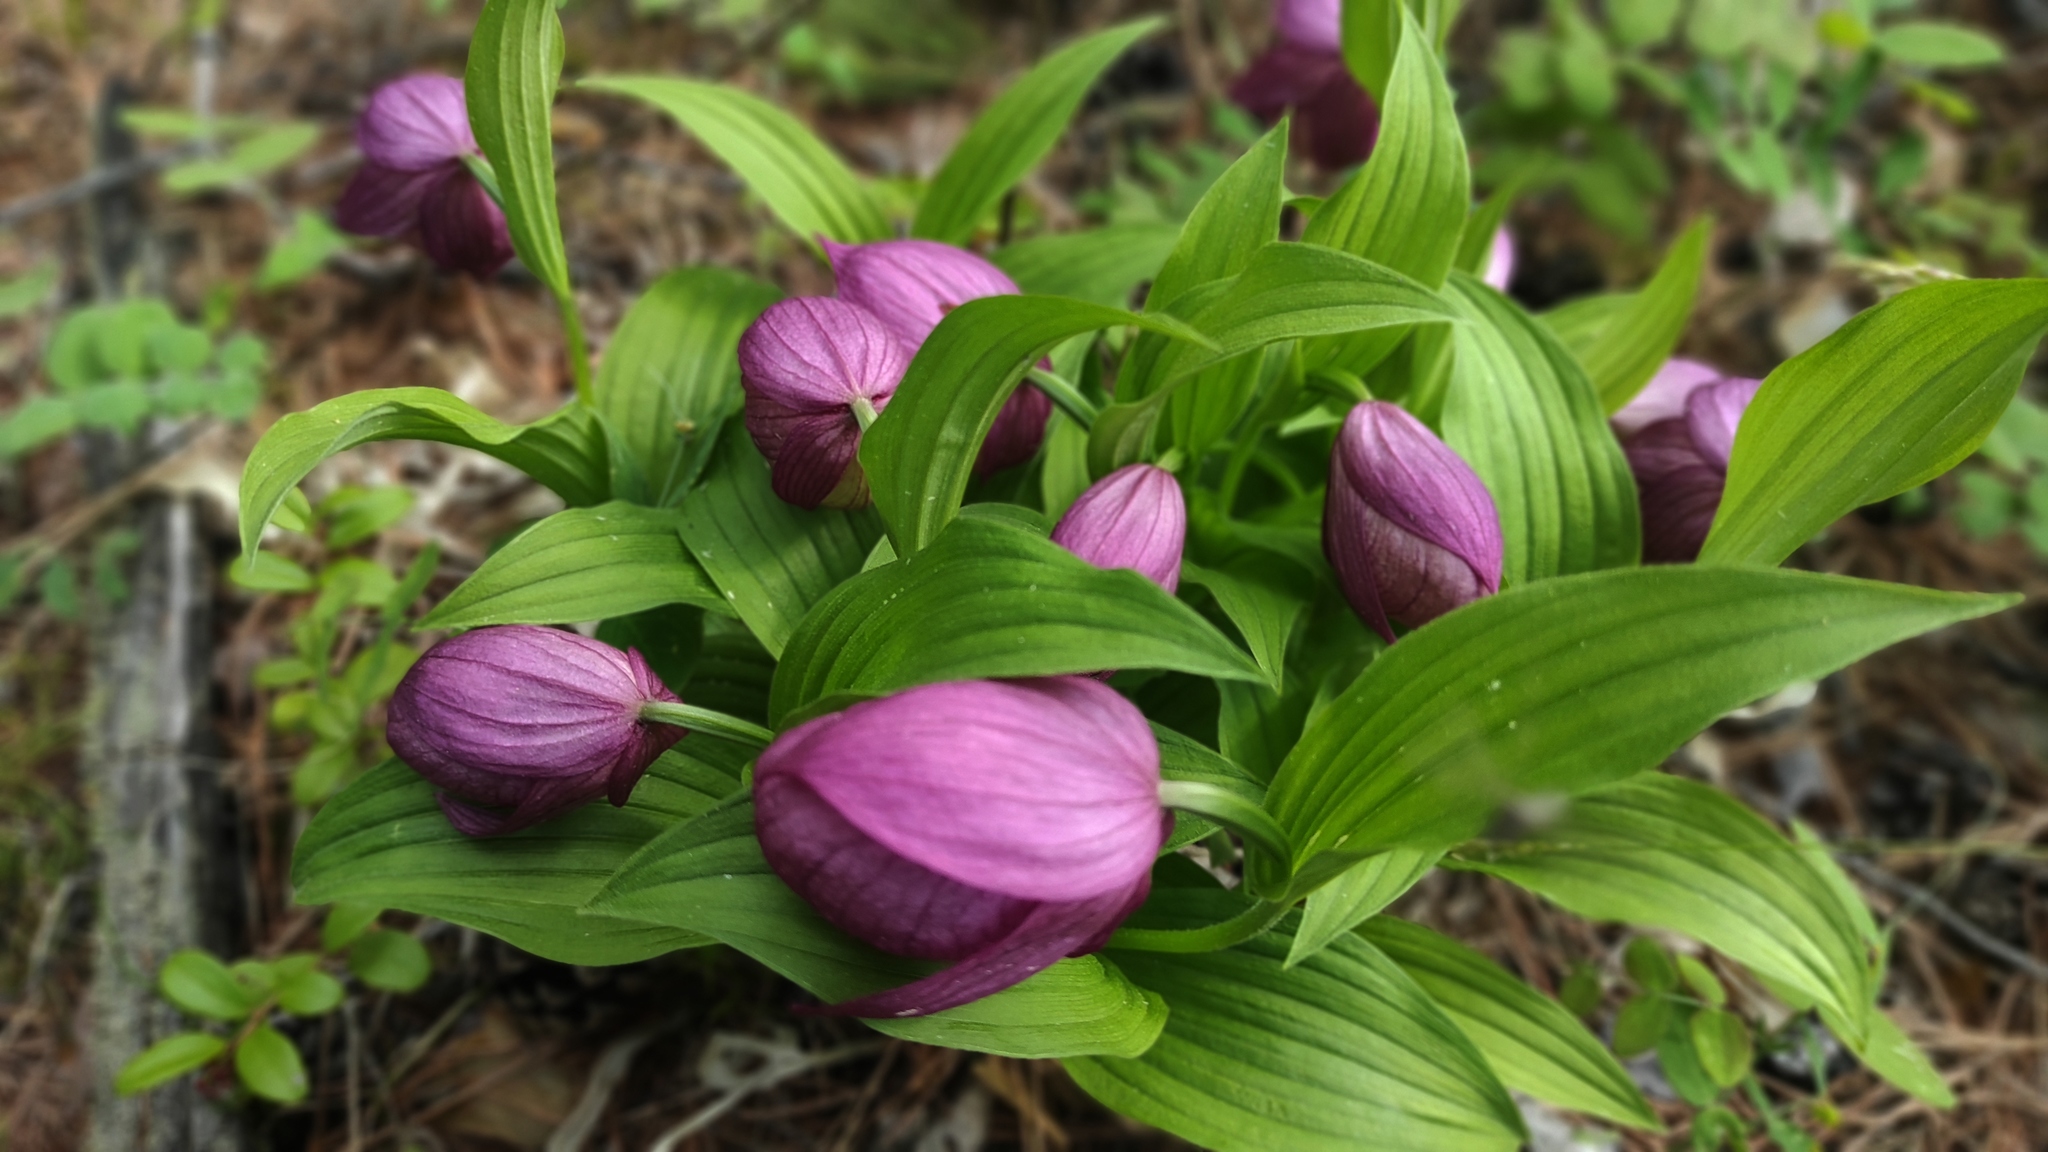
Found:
<box><xmin>386</xmin><ymin>626</ymin><xmax>685</xmax><ymax>837</ymax></box>
<box><xmin>753</xmin><ymin>677</ymin><xmax>1169</xmax><ymax>1018</ymax></box>
<box><xmin>823</xmin><ymin>238</ymin><xmax>1053</xmax><ymax>476</ymax></box>
<box><xmin>1229</xmin><ymin>0</ymin><xmax>1380</xmax><ymax>170</ymax></box>
<box><xmin>334</xmin><ymin>74</ymin><xmax>513</xmax><ymax>278</ymax></box>
<box><xmin>1615</xmin><ymin>361</ymin><xmax>1763</xmax><ymax>563</ymax></box>
<box><xmin>738</xmin><ymin>296</ymin><xmax>910</xmax><ymax>509</ymax></box>
<box><xmin>1324</xmin><ymin>401</ymin><xmax>1504</xmax><ymax>643</ymax></box>
<box><xmin>1050</xmin><ymin>464</ymin><xmax>1187</xmax><ymax>594</ymax></box>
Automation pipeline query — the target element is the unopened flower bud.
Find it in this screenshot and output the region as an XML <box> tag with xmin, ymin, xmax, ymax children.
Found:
<box><xmin>1324</xmin><ymin>401</ymin><xmax>1503</xmax><ymax>643</ymax></box>
<box><xmin>334</xmin><ymin>75</ymin><xmax>513</xmax><ymax>278</ymax></box>
<box><xmin>824</xmin><ymin>238</ymin><xmax>1051</xmax><ymax>476</ymax></box>
<box><xmin>1615</xmin><ymin>362</ymin><xmax>1762</xmax><ymax>563</ymax></box>
<box><xmin>738</xmin><ymin>297</ymin><xmax>909</xmax><ymax>509</ymax></box>
<box><xmin>387</xmin><ymin>626</ymin><xmax>684</xmax><ymax>837</ymax></box>
<box><xmin>754</xmin><ymin>677</ymin><xmax>1169</xmax><ymax>1018</ymax></box>
<box><xmin>1051</xmin><ymin>464</ymin><xmax>1186</xmax><ymax>594</ymax></box>
<box><xmin>1483</xmin><ymin>227</ymin><xmax>1515</xmax><ymax>292</ymax></box>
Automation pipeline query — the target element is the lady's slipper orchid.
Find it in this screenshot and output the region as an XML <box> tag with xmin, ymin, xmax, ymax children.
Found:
<box><xmin>1324</xmin><ymin>401</ymin><xmax>1503</xmax><ymax>643</ymax></box>
<box><xmin>753</xmin><ymin>677</ymin><xmax>1170</xmax><ymax>1018</ymax></box>
<box><xmin>1050</xmin><ymin>464</ymin><xmax>1187</xmax><ymax>594</ymax></box>
<box><xmin>1614</xmin><ymin>361</ymin><xmax>1763</xmax><ymax>563</ymax></box>
<box><xmin>1229</xmin><ymin>0</ymin><xmax>1380</xmax><ymax>170</ymax></box>
<box><xmin>823</xmin><ymin>238</ymin><xmax>1053</xmax><ymax>476</ymax></box>
<box><xmin>334</xmin><ymin>75</ymin><xmax>513</xmax><ymax>278</ymax></box>
<box><xmin>386</xmin><ymin>626</ymin><xmax>685</xmax><ymax>837</ymax></box>
<box><xmin>738</xmin><ymin>296</ymin><xmax>910</xmax><ymax>509</ymax></box>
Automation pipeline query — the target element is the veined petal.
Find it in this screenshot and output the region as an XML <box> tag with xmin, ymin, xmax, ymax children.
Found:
<box><xmin>357</xmin><ymin>74</ymin><xmax>477</xmax><ymax>171</ymax></box>
<box><xmin>334</xmin><ymin>162</ymin><xmax>446</xmax><ymax>239</ymax></box>
<box><xmin>824</xmin><ymin>239</ymin><xmax>1021</xmax><ymax>356</ymax></box>
<box><xmin>417</xmin><ymin>170</ymin><xmax>514</xmax><ymax>278</ymax></box>
<box><xmin>973</xmin><ymin>383</ymin><xmax>1052</xmax><ymax>477</ymax></box>
<box><xmin>739</xmin><ymin>297</ymin><xmax>907</xmax><ymax>414</ymax></box>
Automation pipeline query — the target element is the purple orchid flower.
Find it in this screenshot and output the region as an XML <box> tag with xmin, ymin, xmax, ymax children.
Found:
<box><xmin>1229</xmin><ymin>0</ymin><xmax>1380</xmax><ymax>170</ymax></box>
<box><xmin>1614</xmin><ymin>360</ymin><xmax>1763</xmax><ymax>563</ymax></box>
<box><xmin>753</xmin><ymin>677</ymin><xmax>1169</xmax><ymax>1018</ymax></box>
<box><xmin>1324</xmin><ymin>401</ymin><xmax>1503</xmax><ymax>643</ymax></box>
<box><xmin>334</xmin><ymin>75</ymin><xmax>513</xmax><ymax>279</ymax></box>
<box><xmin>823</xmin><ymin>238</ymin><xmax>1053</xmax><ymax>477</ymax></box>
<box><xmin>1050</xmin><ymin>464</ymin><xmax>1187</xmax><ymax>594</ymax></box>
<box><xmin>386</xmin><ymin>626</ymin><xmax>686</xmax><ymax>837</ymax></box>
<box><xmin>738</xmin><ymin>296</ymin><xmax>911</xmax><ymax>510</ymax></box>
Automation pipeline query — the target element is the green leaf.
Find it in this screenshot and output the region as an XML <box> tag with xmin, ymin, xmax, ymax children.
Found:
<box><xmin>1360</xmin><ymin>917</ymin><xmax>1660</xmax><ymax>1130</ymax></box>
<box><xmin>1688</xmin><ymin>1008</ymin><xmax>1752</xmax><ymax>1088</ymax></box>
<box><xmin>291</xmin><ymin>746</ymin><xmax>745</xmax><ymax>965</ymax></box>
<box><xmin>586</xmin><ymin>798</ymin><xmax>1169</xmax><ymax>1058</ymax></box>
<box><xmin>115</xmin><ymin>1032</ymin><xmax>228</xmax><ymax>1095</ymax></box>
<box><xmin>228</xmin><ymin>551</ymin><xmax>316</xmax><ymax>595</ymax></box>
<box><xmin>1339</xmin><ymin>0</ymin><xmax>1459</xmax><ymax>104</ymax></box>
<box><xmin>1144</xmin><ymin>121</ymin><xmax>1287</xmax><ymax>312</ymax></box>
<box><xmin>236</xmin><ymin>387</ymin><xmax>610</xmax><ymax>558</ymax></box>
<box><xmin>158</xmin><ymin>950</ymin><xmax>259</xmax><ymax>1021</ymax></box>
<box><xmin>1832</xmin><ymin>999</ymin><xmax>1954</xmax><ymax>1108</ymax></box>
<box><xmin>1180</xmin><ymin>560</ymin><xmax>1304</xmax><ymax>691</ymax></box>
<box><xmin>467</xmin><ymin>0</ymin><xmax>571</xmax><ymax>295</ymax></box>
<box><xmin>1287</xmin><ymin>848</ymin><xmax>1441</xmax><ymax>967</ymax></box>
<box><xmin>991</xmin><ymin>223</ymin><xmax>1179</xmax><ymax>307</ymax></box>
<box><xmin>257</xmin><ymin>210</ymin><xmax>351</xmax><ymax>291</ymax></box>
<box><xmin>319</xmin><ymin>485</ymin><xmax>414</xmax><ymax>549</ymax></box>
<box><xmin>1703</xmin><ymin>279</ymin><xmax>2048</xmax><ymax>567</ymax></box>
<box><xmin>1442</xmin><ymin>273</ymin><xmax>1640</xmax><ymax>583</ymax></box>
<box><xmin>0</xmin><ymin>395</ymin><xmax>77</xmax><ymax>458</ymax></box>
<box><xmin>346</xmin><ymin>931</ymin><xmax>432</xmax><ymax>993</ymax></box>
<box><xmin>913</xmin><ymin>19</ymin><xmax>1161</xmax><ymax>244</ymax></box>
<box><xmin>420</xmin><ymin>502</ymin><xmax>727</xmax><ymax>629</ymax></box>
<box><xmin>1065</xmin><ymin>890</ymin><xmax>1524</xmax><ymax>1152</ymax></box>
<box><xmin>1267</xmin><ymin>567</ymin><xmax>2014</xmax><ymax>893</ymax></box>
<box><xmin>1625</xmin><ymin>936</ymin><xmax>1678</xmax><ymax>992</ymax></box>
<box><xmin>859</xmin><ymin>294</ymin><xmax>1208</xmax><ymax>554</ymax></box>
<box><xmin>274</xmin><ymin>965</ymin><xmax>345</xmax><ymax>1016</ymax></box>
<box><xmin>580</xmin><ymin>75</ymin><xmax>889</xmax><ymax>244</ymax></box>
<box><xmin>1611</xmin><ymin>0</ymin><xmax>1680</xmax><ymax>47</ymax></box>
<box><xmin>322</xmin><ymin>903</ymin><xmax>382</xmax><ymax>952</ymax></box>
<box><xmin>1874</xmin><ymin>21</ymin><xmax>2006</xmax><ymax>68</ymax></box>
<box><xmin>1559</xmin><ymin>217</ymin><xmax>1709</xmax><ymax>413</ymax></box>
<box><xmin>1156</xmin><ymin>722</ymin><xmax>1270</xmax><ymax>848</ymax></box>
<box><xmin>0</xmin><ymin>261</ymin><xmax>58</xmax><ymax>318</ymax></box>
<box><xmin>1678</xmin><ymin>954</ymin><xmax>1725</xmax><ymax>1005</ymax></box>
<box><xmin>677</xmin><ymin>426</ymin><xmax>883</xmax><ymax>657</ymax></box>
<box><xmin>1612</xmin><ymin>995</ymin><xmax>1670</xmax><ymax>1059</ymax></box>
<box><xmin>1453</xmin><ymin>182</ymin><xmax>1519</xmax><ymax>280</ymax></box>
<box><xmin>594</xmin><ymin>267</ymin><xmax>782</xmax><ymax>505</ymax></box>
<box><xmin>162</xmin><ymin>122</ymin><xmax>320</xmax><ymax>193</ymax></box>
<box><xmin>769</xmin><ymin>514</ymin><xmax>1267</xmax><ymax>725</ymax></box>
<box><xmin>235</xmin><ymin>1024</ymin><xmax>308</xmax><ymax>1104</ymax></box>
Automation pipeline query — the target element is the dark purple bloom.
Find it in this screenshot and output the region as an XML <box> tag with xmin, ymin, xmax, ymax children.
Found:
<box><xmin>1615</xmin><ymin>361</ymin><xmax>1763</xmax><ymax>563</ymax></box>
<box><xmin>1324</xmin><ymin>401</ymin><xmax>1502</xmax><ymax>643</ymax></box>
<box><xmin>1051</xmin><ymin>464</ymin><xmax>1186</xmax><ymax>594</ymax></box>
<box><xmin>738</xmin><ymin>297</ymin><xmax>910</xmax><ymax>510</ymax></box>
<box><xmin>754</xmin><ymin>677</ymin><xmax>1169</xmax><ymax>1018</ymax></box>
<box><xmin>386</xmin><ymin>626</ymin><xmax>684</xmax><ymax>837</ymax></box>
<box><xmin>1229</xmin><ymin>0</ymin><xmax>1380</xmax><ymax>170</ymax></box>
<box><xmin>823</xmin><ymin>238</ymin><xmax>1052</xmax><ymax>477</ymax></box>
<box><xmin>334</xmin><ymin>74</ymin><xmax>513</xmax><ymax>278</ymax></box>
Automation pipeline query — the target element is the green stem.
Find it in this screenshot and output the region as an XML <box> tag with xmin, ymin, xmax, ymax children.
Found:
<box><xmin>1152</xmin><ymin>446</ymin><xmax>1186</xmax><ymax>474</ymax></box>
<box><xmin>1307</xmin><ymin>367</ymin><xmax>1370</xmax><ymax>404</ymax></box>
<box><xmin>1157</xmin><ymin>780</ymin><xmax>1294</xmax><ymax>898</ymax></box>
<box><xmin>1026</xmin><ymin>367</ymin><xmax>1099</xmax><ymax>429</ymax></box>
<box><xmin>639</xmin><ymin>702</ymin><xmax>775</xmax><ymax>750</ymax></box>
<box><xmin>849</xmin><ymin>395</ymin><xmax>879</xmax><ymax>431</ymax></box>
<box><xmin>560</xmin><ymin>294</ymin><xmax>593</xmax><ymax>407</ymax></box>
<box><xmin>1108</xmin><ymin>899</ymin><xmax>1290</xmax><ymax>953</ymax></box>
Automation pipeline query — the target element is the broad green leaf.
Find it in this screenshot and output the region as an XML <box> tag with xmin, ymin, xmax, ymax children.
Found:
<box><xmin>319</xmin><ymin>485</ymin><xmax>413</xmax><ymax>550</ymax></box>
<box><xmin>1688</xmin><ymin>1008</ymin><xmax>1751</xmax><ymax>1088</ymax></box>
<box><xmin>1180</xmin><ymin>560</ymin><xmax>1304</xmax><ymax>691</ymax></box>
<box><xmin>274</xmin><ymin>965</ymin><xmax>345</xmax><ymax>1016</ymax></box>
<box><xmin>1442</xmin><ymin>273</ymin><xmax>1640</xmax><ymax>583</ymax></box>
<box><xmin>1066</xmin><ymin>890</ymin><xmax>1523</xmax><ymax>1152</ymax></box>
<box><xmin>585</xmin><ymin>798</ymin><xmax>1169</xmax><ymax>1058</ymax></box>
<box><xmin>580</xmin><ymin>76</ymin><xmax>889</xmax><ymax>243</ymax></box>
<box><xmin>228</xmin><ymin>552</ymin><xmax>315</xmax><ymax>593</ymax></box>
<box><xmin>1156</xmin><ymin>722</ymin><xmax>1269</xmax><ymax>848</ymax></box>
<box><xmin>347</xmin><ymin>931</ymin><xmax>433</xmax><ymax>993</ymax></box>
<box><xmin>1874</xmin><ymin>21</ymin><xmax>2005</xmax><ymax>68</ymax></box>
<box><xmin>1833</xmin><ymin>1000</ymin><xmax>1954</xmax><ymax>1107</ymax></box>
<box><xmin>158</xmin><ymin>950</ymin><xmax>258</xmax><ymax>1021</ymax></box>
<box><xmin>1145</xmin><ymin>122</ymin><xmax>1287</xmax><ymax>312</ymax></box>
<box><xmin>161</xmin><ymin>123</ymin><xmax>320</xmax><ymax>193</ymax></box>
<box><xmin>1287</xmin><ymin>848</ymin><xmax>1441</xmax><ymax>967</ymax></box>
<box><xmin>1452</xmin><ymin>183</ymin><xmax>1518</xmax><ymax>279</ymax></box>
<box><xmin>769</xmin><ymin>514</ymin><xmax>1266</xmax><ymax>724</ymax></box>
<box><xmin>1538</xmin><ymin>292</ymin><xmax>1630</xmax><ymax>364</ymax></box>
<box><xmin>322</xmin><ymin>903</ymin><xmax>381</xmax><ymax>952</ymax></box>
<box><xmin>0</xmin><ymin>395</ymin><xmax>76</xmax><ymax>458</ymax></box>
<box><xmin>993</xmin><ymin>223</ymin><xmax>1179</xmax><ymax>307</ymax></box>
<box><xmin>291</xmin><ymin>746</ymin><xmax>746</xmax><ymax>965</ymax></box>
<box><xmin>1561</xmin><ymin>217</ymin><xmax>1709</xmax><ymax>412</ymax></box>
<box><xmin>115</xmin><ymin>1032</ymin><xmax>227</xmax><ymax>1095</ymax></box>
<box><xmin>1359</xmin><ymin>918</ymin><xmax>1659</xmax><ymax>1130</ymax></box>
<box><xmin>913</xmin><ymin>19</ymin><xmax>1161</xmax><ymax>244</ymax></box>
<box><xmin>467</xmin><ymin>0</ymin><xmax>570</xmax><ymax>295</ymax></box>
<box><xmin>257</xmin><ymin>210</ymin><xmax>351</xmax><ymax>291</ymax></box>
<box><xmin>859</xmin><ymin>294</ymin><xmax>1209</xmax><ymax>554</ymax></box>
<box><xmin>1704</xmin><ymin>279</ymin><xmax>2048</xmax><ymax>567</ymax></box>
<box><xmin>677</xmin><ymin>426</ymin><xmax>883</xmax><ymax>657</ymax></box>
<box><xmin>419</xmin><ymin>502</ymin><xmax>726</xmax><ymax>629</ymax></box>
<box><xmin>1267</xmin><ymin>567</ymin><xmax>2014</xmax><ymax>894</ymax></box>
<box><xmin>594</xmin><ymin>266</ymin><xmax>782</xmax><ymax>506</ymax></box>
<box><xmin>1339</xmin><ymin>0</ymin><xmax>1461</xmax><ymax>104</ymax></box>
<box><xmin>236</xmin><ymin>387</ymin><xmax>610</xmax><ymax>557</ymax></box>
<box><xmin>0</xmin><ymin>261</ymin><xmax>57</xmax><ymax>318</ymax></box>
<box><xmin>1611</xmin><ymin>0</ymin><xmax>1680</xmax><ymax>47</ymax></box>
<box><xmin>235</xmin><ymin>1024</ymin><xmax>308</xmax><ymax>1104</ymax></box>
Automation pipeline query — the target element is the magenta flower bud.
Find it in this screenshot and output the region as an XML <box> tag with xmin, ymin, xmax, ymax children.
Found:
<box><xmin>823</xmin><ymin>238</ymin><xmax>1051</xmax><ymax>476</ymax></box>
<box><xmin>334</xmin><ymin>75</ymin><xmax>513</xmax><ymax>278</ymax></box>
<box><xmin>1229</xmin><ymin>0</ymin><xmax>1380</xmax><ymax>170</ymax></box>
<box><xmin>1051</xmin><ymin>464</ymin><xmax>1187</xmax><ymax>594</ymax></box>
<box><xmin>1324</xmin><ymin>401</ymin><xmax>1503</xmax><ymax>643</ymax></box>
<box><xmin>386</xmin><ymin>626</ymin><xmax>684</xmax><ymax>837</ymax></box>
<box><xmin>754</xmin><ymin>677</ymin><xmax>1170</xmax><ymax>1018</ymax></box>
<box><xmin>1615</xmin><ymin>362</ymin><xmax>1763</xmax><ymax>563</ymax></box>
<box><xmin>738</xmin><ymin>297</ymin><xmax>910</xmax><ymax>510</ymax></box>
<box><xmin>1482</xmin><ymin>227</ymin><xmax>1515</xmax><ymax>292</ymax></box>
